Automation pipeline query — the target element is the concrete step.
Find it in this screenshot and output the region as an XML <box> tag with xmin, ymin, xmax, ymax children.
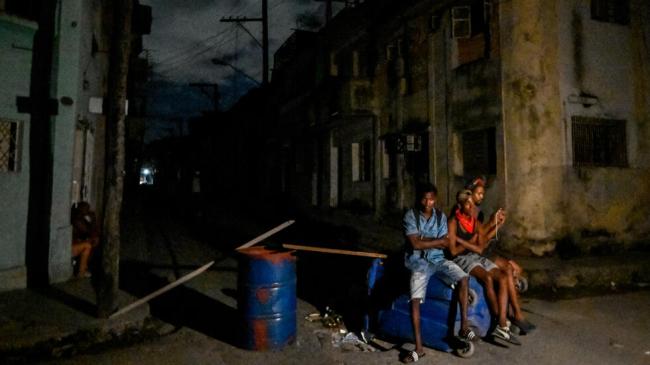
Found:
<box><xmin>517</xmin><ymin>253</ymin><xmax>650</xmax><ymax>291</ymax></box>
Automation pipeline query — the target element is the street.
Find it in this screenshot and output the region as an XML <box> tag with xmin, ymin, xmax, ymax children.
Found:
<box><xmin>32</xmin><ymin>192</ymin><xmax>650</xmax><ymax>365</ymax></box>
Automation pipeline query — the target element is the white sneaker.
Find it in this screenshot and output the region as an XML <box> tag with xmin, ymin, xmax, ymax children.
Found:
<box><xmin>492</xmin><ymin>325</ymin><xmax>521</xmax><ymax>345</ymax></box>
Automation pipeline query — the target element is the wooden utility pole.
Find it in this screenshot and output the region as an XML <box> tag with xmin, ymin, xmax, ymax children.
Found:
<box><xmin>98</xmin><ymin>0</ymin><xmax>133</xmax><ymax>318</ymax></box>
<box><xmin>314</xmin><ymin>0</ymin><xmax>348</xmax><ymax>24</ymax></box>
<box><xmin>220</xmin><ymin>0</ymin><xmax>269</xmax><ymax>85</ymax></box>
<box><xmin>262</xmin><ymin>0</ymin><xmax>268</xmax><ymax>85</ymax></box>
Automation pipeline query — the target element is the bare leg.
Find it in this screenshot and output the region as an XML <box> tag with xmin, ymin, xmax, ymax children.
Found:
<box><xmin>469</xmin><ymin>266</ymin><xmax>498</xmax><ymax>318</ymax></box>
<box><xmin>504</xmin><ymin>264</ymin><xmax>525</xmax><ymax>321</ymax></box>
<box><xmin>457</xmin><ymin>276</ymin><xmax>469</xmax><ymax>333</ymax></box>
<box><xmin>410</xmin><ymin>299</ymin><xmax>425</xmax><ymax>355</ymax></box>
<box><xmin>495</xmin><ymin>257</ymin><xmax>525</xmax><ymax>321</ymax></box>
<box><xmin>491</xmin><ymin>268</ymin><xmax>509</xmax><ymax>327</ymax></box>
<box><xmin>72</xmin><ymin>241</ymin><xmax>92</xmax><ymax>277</ymax></box>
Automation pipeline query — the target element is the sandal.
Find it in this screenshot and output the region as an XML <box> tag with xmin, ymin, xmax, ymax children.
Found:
<box><xmin>401</xmin><ymin>350</ymin><xmax>425</xmax><ymax>363</ymax></box>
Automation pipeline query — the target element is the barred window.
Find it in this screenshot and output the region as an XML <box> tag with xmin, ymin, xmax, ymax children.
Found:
<box><xmin>463</xmin><ymin>127</ymin><xmax>496</xmax><ymax>176</ymax></box>
<box><xmin>0</xmin><ymin>119</ymin><xmax>21</xmax><ymax>172</ymax></box>
<box><xmin>351</xmin><ymin>140</ymin><xmax>371</xmax><ymax>182</ymax></box>
<box><xmin>4</xmin><ymin>0</ymin><xmax>41</xmax><ymax>22</ymax></box>
<box><xmin>591</xmin><ymin>0</ymin><xmax>629</xmax><ymax>25</ymax></box>
<box><xmin>572</xmin><ymin>116</ymin><xmax>627</xmax><ymax>167</ymax></box>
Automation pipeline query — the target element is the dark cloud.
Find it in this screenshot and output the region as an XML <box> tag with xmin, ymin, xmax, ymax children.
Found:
<box><xmin>141</xmin><ymin>0</ymin><xmax>343</xmax><ymax>117</ymax></box>
<box><xmin>295</xmin><ymin>11</ymin><xmax>322</xmax><ymax>30</ymax></box>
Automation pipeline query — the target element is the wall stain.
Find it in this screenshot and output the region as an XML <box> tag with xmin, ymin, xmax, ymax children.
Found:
<box><xmin>571</xmin><ymin>9</ymin><xmax>584</xmax><ymax>86</ymax></box>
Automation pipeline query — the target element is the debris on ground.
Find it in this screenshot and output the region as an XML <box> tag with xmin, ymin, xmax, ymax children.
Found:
<box><xmin>305</xmin><ymin>307</ymin><xmax>378</xmax><ymax>352</ymax></box>
<box><xmin>304</xmin><ymin>306</ymin><xmax>344</xmax><ymax>329</ymax></box>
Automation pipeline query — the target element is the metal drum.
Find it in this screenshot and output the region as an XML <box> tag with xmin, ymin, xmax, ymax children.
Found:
<box><xmin>238</xmin><ymin>246</ymin><xmax>296</xmax><ymax>351</ymax></box>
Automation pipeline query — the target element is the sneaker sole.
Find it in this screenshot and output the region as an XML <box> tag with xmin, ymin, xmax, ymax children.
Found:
<box><xmin>492</xmin><ymin>334</ymin><xmax>522</xmax><ymax>346</ymax></box>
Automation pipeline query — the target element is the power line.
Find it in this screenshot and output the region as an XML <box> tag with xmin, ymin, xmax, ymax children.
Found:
<box><xmin>156</xmin><ymin>32</ymin><xmax>239</xmax><ymax>74</ymax></box>
<box><xmin>155</xmin><ymin>27</ymin><xmax>234</xmax><ymax>66</ymax></box>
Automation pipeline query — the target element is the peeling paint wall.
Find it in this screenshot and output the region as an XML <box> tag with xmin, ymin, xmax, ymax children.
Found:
<box><xmin>499</xmin><ymin>0</ymin><xmax>567</xmax><ymax>253</ymax></box>
<box><xmin>500</xmin><ymin>0</ymin><xmax>650</xmax><ymax>255</ymax></box>
<box><xmin>0</xmin><ymin>15</ymin><xmax>36</xmax><ymax>291</ymax></box>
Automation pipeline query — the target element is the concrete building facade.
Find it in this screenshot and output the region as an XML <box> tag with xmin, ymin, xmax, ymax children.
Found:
<box><xmin>0</xmin><ymin>12</ymin><xmax>37</xmax><ymax>290</ymax></box>
<box><xmin>0</xmin><ymin>0</ymin><xmax>150</xmax><ymax>291</ymax></box>
<box><xmin>266</xmin><ymin>0</ymin><xmax>650</xmax><ymax>255</ymax></box>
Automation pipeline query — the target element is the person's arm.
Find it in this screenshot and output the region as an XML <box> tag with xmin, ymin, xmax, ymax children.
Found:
<box><xmin>482</xmin><ymin>208</ymin><xmax>506</xmax><ymax>233</ymax></box>
<box><xmin>457</xmin><ymin>234</ymin><xmax>483</xmax><ymax>254</ymax></box>
<box><xmin>447</xmin><ymin>217</ymin><xmax>464</xmax><ymax>256</ymax></box>
<box><xmin>406</xmin><ymin>234</ymin><xmax>448</xmax><ymax>250</ymax></box>
<box><xmin>403</xmin><ymin>209</ymin><xmax>448</xmax><ymax>250</ymax></box>
<box><xmin>449</xmin><ymin>217</ymin><xmax>483</xmax><ymax>255</ymax></box>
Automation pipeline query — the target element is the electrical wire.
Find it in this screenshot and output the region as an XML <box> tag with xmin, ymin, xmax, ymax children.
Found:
<box><xmin>156</xmin><ymin>31</ymin><xmax>239</xmax><ymax>74</ymax></box>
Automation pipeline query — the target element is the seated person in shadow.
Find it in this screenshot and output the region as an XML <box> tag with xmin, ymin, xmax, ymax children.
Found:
<box><xmin>71</xmin><ymin>201</ymin><xmax>100</xmax><ymax>278</ymax></box>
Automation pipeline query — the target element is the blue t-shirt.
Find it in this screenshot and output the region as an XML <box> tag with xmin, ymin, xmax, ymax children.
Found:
<box><xmin>403</xmin><ymin>208</ymin><xmax>448</xmax><ymax>267</ymax></box>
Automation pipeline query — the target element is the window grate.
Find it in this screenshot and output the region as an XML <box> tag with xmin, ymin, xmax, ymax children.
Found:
<box><xmin>572</xmin><ymin>116</ymin><xmax>627</xmax><ymax>167</ymax></box>
<box><xmin>0</xmin><ymin>119</ymin><xmax>21</xmax><ymax>173</ymax></box>
<box><xmin>591</xmin><ymin>0</ymin><xmax>629</xmax><ymax>25</ymax></box>
<box><xmin>351</xmin><ymin>140</ymin><xmax>372</xmax><ymax>182</ymax></box>
<box><xmin>462</xmin><ymin>127</ymin><xmax>496</xmax><ymax>177</ymax></box>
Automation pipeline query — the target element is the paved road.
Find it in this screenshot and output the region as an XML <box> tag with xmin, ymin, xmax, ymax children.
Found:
<box><xmin>37</xmin><ymin>253</ymin><xmax>650</xmax><ymax>365</ymax></box>
<box><xmin>36</xmin><ymin>193</ymin><xmax>650</xmax><ymax>365</ymax></box>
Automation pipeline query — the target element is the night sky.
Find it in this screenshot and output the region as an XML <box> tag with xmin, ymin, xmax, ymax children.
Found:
<box><xmin>140</xmin><ymin>0</ymin><xmax>343</xmax><ymax>141</ymax></box>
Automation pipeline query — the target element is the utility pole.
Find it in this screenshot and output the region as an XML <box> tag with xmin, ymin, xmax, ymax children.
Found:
<box><xmin>220</xmin><ymin>0</ymin><xmax>268</xmax><ymax>85</ymax></box>
<box><xmin>314</xmin><ymin>0</ymin><xmax>348</xmax><ymax>24</ymax></box>
<box><xmin>98</xmin><ymin>0</ymin><xmax>133</xmax><ymax>318</ymax></box>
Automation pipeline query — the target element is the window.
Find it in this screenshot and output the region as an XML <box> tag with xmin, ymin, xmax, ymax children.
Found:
<box><xmin>591</xmin><ymin>0</ymin><xmax>629</xmax><ymax>25</ymax></box>
<box><xmin>0</xmin><ymin>118</ymin><xmax>21</xmax><ymax>172</ymax></box>
<box><xmin>386</xmin><ymin>44</ymin><xmax>396</xmax><ymax>61</ymax></box>
<box><xmin>452</xmin><ymin>6</ymin><xmax>472</xmax><ymax>39</ymax></box>
<box><xmin>572</xmin><ymin>116</ymin><xmax>627</xmax><ymax>167</ymax></box>
<box><xmin>452</xmin><ymin>1</ymin><xmax>489</xmax><ymax>39</ymax></box>
<box><xmin>329</xmin><ymin>52</ymin><xmax>338</xmax><ymax>76</ymax></box>
<box><xmin>462</xmin><ymin>127</ymin><xmax>496</xmax><ymax>176</ymax></box>
<box><xmin>4</xmin><ymin>0</ymin><xmax>41</xmax><ymax>21</ymax></box>
<box><xmin>351</xmin><ymin>140</ymin><xmax>371</xmax><ymax>182</ymax></box>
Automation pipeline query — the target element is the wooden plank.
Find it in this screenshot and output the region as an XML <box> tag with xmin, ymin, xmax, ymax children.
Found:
<box><xmin>282</xmin><ymin>244</ymin><xmax>387</xmax><ymax>259</ymax></box>
<box><xmin>235</xmin><ymin>220</ymin><xmax>295</xmax><ymax>250</ymax></box>
<box><xmin>109</xmin><ymin>261</ymin><xmax>214</xmax><ymax>319</ymax></box>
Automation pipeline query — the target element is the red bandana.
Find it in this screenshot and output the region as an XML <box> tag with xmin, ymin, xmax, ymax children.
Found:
<box><xmin>455</xmin><ymin>208</ymin><xmax>476</xmax><ymax>234</ymax></box>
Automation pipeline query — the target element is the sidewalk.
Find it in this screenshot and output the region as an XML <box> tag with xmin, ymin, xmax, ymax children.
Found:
<box><xmin>292</xmin><ymin>207</ymin><xmax>650</xmax><ymax>293</ymax></box>
<box><xmin>0</xmin><ymin>279</ymin><xmax>150</xmax><ymax>361</ymax></box>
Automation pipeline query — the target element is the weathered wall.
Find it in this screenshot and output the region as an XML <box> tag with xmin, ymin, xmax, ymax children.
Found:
<box><xmin>558</xmin><ymin>0</ymin><xmax>650</xmax><ymax>252</ymax></box>
<box><xmin>430</xmin><ymin>3</ymin><xmax>505</xmax><ymax>215</ymax></box>
<box><xmin>333</xmin><ymin>116</ymin><xmax>375</xmax><ymax>208</ymax></box>
<box><xmin>49</xmin><ymin>0</ymin><xmax>109</xmax><ymax>282</ymax></box>
<box><xmin>0</xmin><ymin>15</ymin><xmax>36</xmax><ymax>291</ymax></box>
<box><xmin>71</xmin><ymin>0</ymin><xmax>108</xmax><ymax>210</ymax></box>
<box><xmin>500</xmin><ymin>0</ymin><xmax>650</xmax><ymax>255</ymax></box>
<box><xmin>499</xmin><ymin>0</ymin><xmax>566</xmax><ymax>254</ymax></box>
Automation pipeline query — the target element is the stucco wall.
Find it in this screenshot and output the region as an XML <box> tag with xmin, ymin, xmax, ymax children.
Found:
<box><xmin>558</xmin><ymin>0</ymin><xmax>650</xmax><ymax>251</ymax></box>
<box><xmin>49</xmin><ymin>0</ymin><xmax>87</xmax><ymax>282</ymax></box>
<box><xmin>500</xmin><ymin>0</ymin><xmax>650</xmax><ymax>255</ymax></box>
<box><xmin>0</xmin><ymin>15</ymin><xmax>36</xmax><ymax>290</ymax></box>
<box><xmin>499</xmin><ymin>0</ymin><xmax>567</xmax><ymax>253</ymax></box>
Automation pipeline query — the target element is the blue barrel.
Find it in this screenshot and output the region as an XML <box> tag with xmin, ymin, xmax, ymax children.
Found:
<box><xmin>238</xmin><ymin>246</ymin><xmax>296</xmax><ymax>351</ymax></box>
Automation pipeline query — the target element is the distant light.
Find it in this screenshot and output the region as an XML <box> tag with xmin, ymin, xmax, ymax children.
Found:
<box><xmin>142</xmin><ymin>168</ymin><xmax>151</xmax><ymax>175</ymax></box>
